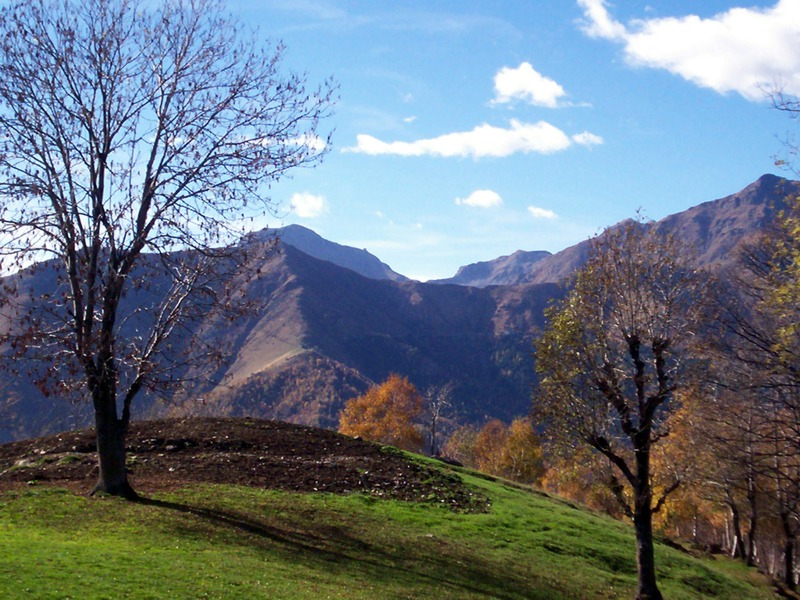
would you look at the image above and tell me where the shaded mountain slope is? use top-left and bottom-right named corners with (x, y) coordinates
top-left (176, 244), bottom-right (562, 429)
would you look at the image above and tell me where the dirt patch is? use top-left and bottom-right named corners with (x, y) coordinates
top-left (0, 417), bottom-right (489, 512)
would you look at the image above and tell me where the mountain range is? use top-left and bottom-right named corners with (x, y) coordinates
top-left (1, 173), bottom-right (797, 442)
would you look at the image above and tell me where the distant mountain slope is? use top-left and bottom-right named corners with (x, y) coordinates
top-left (432, 249), bottom-right (551, 287)
top-left (173, 244), bottom-right (560, 429)
top-left (0, 238), bottom-right (559, 441)
top-left (1, 174), bottom-right (798, 442)
top-left (260, 224), bottom-right (408, 282)
top-left (652, 173), bottom-right (798, 270)
top-left (439, 173), bottom-right (800, 287)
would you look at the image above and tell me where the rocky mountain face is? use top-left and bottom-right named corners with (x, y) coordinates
top-left (651, 173), bottom-right (798, 271)
top-left (0, 174), bottom-right (797, 442)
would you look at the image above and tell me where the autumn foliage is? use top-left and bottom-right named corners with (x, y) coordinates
top-left (444, 417), bottom-right (544, 485)
top-left (338, 374), bottom-right (424, 452)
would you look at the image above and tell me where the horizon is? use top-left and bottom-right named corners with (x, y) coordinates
top-left (233, 1), bottom-right (796, 280)
top-left (274, 170), bottom-right (784, 281)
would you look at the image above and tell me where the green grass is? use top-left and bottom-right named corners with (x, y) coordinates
top-left (0, 471), bottom-right (777, 599)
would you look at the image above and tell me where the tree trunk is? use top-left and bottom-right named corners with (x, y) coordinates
top-left (745, 472), bottom-right (758, 566)
top-left (746, 503), bottom-right (758, 567)
top-left (633, 504), bottom-right (663, 600)
top-left (430, 415), bottom-right (438, 457)
top-left (782, 513), bottom-right (796, 591)
top-left (633, 442), bottom-right (663, 600)
top-left (728, 503), bottom-right (746, 560)
top-left (91, 386), bottom-right (137, 500)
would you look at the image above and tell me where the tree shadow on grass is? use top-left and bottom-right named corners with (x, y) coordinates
top-left (136, 494), bottom-right (549, 600)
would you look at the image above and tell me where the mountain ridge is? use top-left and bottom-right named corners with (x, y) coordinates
top-left (432, 249), bottom-right (552, 287)
top-left (1, 173), bottom-right (798, 442)
top-left (434, 173), bottom-right (798, 287)
top-left (253, 224), bottom-right (408, 282)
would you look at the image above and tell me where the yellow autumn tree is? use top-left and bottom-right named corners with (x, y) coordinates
top-left (448, 417), bottom-right (545, 486)
top-left (501, 418), bottom-right (545, 485)
top-left (442, 424), bottom-right (479, 466)
top-left (338, 374), bottom-right (424, 452)
top-left (473, 419), bottom-right (508, 475)
top-left (541, 447), bottom-right (623, 516)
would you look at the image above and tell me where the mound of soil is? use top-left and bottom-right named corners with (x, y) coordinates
top-left (0, 417), bottom-right (489, 512)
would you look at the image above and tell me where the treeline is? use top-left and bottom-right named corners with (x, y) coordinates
top-left (338, 200), bottom-right (800, 599)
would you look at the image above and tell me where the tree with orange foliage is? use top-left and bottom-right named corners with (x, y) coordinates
top-left (650, 390), bottom-right (731, 552)
top-left (443, 424), bottom-right (479, 466)
top-left (541, 447), bottom-right (627, 517)
top-left (338, 374), bottom-right (424, 452)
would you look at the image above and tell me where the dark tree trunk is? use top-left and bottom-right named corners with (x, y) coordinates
top-left (91, 386), bottom-right (137, 500)
top-left (745, 471), bottom-right (758, 566)
top-left (633, 507), bottom-right (662, 600)
top-left (633, 441), bottom-right (663, 600)
top-left (746, 500), bottom-right (758, 567)
top-left (728, 502), bottom-right (746, 561)
top-left (784, 538), bottom-right (796, 590)
top-left (782, 513), bottom-right (796, 590)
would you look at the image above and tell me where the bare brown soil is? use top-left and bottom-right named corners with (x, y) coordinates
top-left (0, 417), bottom-right (488, 511)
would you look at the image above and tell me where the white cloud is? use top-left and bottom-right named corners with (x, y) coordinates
top-left (403, 115), bottom-right (418, 123)
top-left (455, 189), bottom-right (504, 208)
top-left (572, 131), bottom-right (604, 146)
top-left (577, 0), bottom-right (800, 100)
top-left (577, 0), bottom-right (627, 40)
top-left (528, 206), bottom-right (558, 219)
top-left (285, 133), bottom-right (328, 151)
top-left (342, 119), bottom-right (602, 158)
top-left (289, 192), bottom-right (329, 218)
top-left (492, 62), bottom-right (568, 108)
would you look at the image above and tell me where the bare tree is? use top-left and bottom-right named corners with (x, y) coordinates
top-left (423, 381), bottom-right (455, 457)
top-left (534, 219), bottom-right (707, 600)
top-left (0, 0), bottom-right (335, 498)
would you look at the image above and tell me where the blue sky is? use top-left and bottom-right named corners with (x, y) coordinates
top-left (233, 0), bottom-right (798, 281)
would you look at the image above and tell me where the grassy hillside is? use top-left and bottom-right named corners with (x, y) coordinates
top-left (0, 463), bottom-right (778, 599)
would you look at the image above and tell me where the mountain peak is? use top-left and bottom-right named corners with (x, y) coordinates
top-left (753, 172), bottom-right (785, 187)
top-left (250, 224), bottom-right (408, 282)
